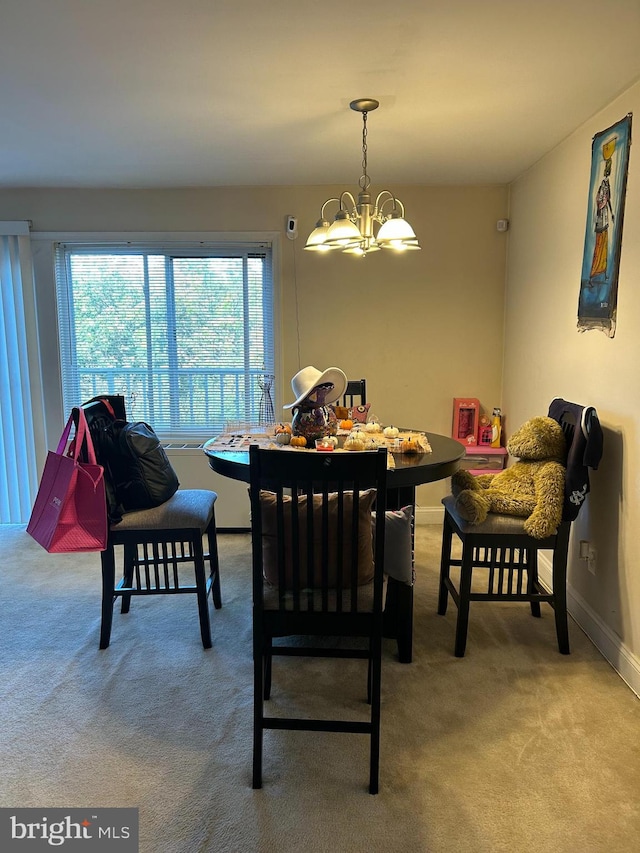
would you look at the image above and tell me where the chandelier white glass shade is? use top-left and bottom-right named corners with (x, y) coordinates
top-left (304, 99), bottom-right (420, 257)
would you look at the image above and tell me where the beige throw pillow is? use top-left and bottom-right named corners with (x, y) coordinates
top-left (259, 489), bottom-right (376, 588)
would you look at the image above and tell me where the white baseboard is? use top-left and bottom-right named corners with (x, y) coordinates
top-left (538, 553), bottom-right (640, 698)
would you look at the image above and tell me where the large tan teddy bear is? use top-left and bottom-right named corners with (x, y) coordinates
top-left (451, 416), bottom-right (567, 539)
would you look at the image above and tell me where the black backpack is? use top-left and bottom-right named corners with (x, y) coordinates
top-left (80, 397), bottom-right (179, 523)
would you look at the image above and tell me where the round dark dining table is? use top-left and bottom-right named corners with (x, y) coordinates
top-left (203, 430), bottom-right (464, 498)
top-left (203, 430), bottom-right (465, 663)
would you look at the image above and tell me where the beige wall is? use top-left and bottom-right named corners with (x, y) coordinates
top-left (504, 80), bottom-right (640, 671)
top-left (0, 183), bottom-right (508, 511)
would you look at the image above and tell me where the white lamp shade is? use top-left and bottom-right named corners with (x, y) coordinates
top-left (304, 223), bottom-right (332, 251)
top-left (325, 217), bottom-right (363, 247)
top-left (376, 216), bottom-right (419, 246)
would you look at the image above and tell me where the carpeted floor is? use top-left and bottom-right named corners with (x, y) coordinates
top-left (1, 523), bottom-right (639, 853)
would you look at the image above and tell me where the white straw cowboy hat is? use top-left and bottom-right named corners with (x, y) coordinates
top-left (284, 366), bottom-right (348, 409)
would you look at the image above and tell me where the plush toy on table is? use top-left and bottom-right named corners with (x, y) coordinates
top-left (451, 415), bottom-right (567, 539)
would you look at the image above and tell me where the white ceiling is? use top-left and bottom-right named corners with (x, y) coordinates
top-left (2, 0), bottom-right (640, 189)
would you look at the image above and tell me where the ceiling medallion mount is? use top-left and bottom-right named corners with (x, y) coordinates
top-left (304, 98), bottom-right (420, 257)
top-left (349, 98), bottom-right (379, 113)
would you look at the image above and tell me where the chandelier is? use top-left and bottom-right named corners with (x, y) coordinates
top-left (304, 98), bottom-right (420, 257)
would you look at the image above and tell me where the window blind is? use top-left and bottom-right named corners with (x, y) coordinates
top-left (0, 227), bottom-right (40, 522)
top-left (54, 241), bottom-right (275, 439)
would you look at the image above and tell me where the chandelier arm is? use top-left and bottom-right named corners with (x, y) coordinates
top-left (338, 191), bottom-right (358, 216)
top-left (377, 194), bottom-right (406, 219)
top-left (320, 197), bottom-right (341, 220)
top-left (374, 190), bottom-right (394, 208)
top-left (373, 190), bottom-right (395, 221)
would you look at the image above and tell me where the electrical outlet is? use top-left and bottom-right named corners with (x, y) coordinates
top-left (587, 546), bottom-right (597, 575)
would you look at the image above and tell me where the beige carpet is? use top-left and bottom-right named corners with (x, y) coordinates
top-left (1, 523), bottom-right (639, 853)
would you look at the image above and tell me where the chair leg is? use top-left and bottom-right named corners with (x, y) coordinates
top-left (206, 514), bottom-right (222, 610)
top-left (552, 528), bottom-right (571, 655)
top-left (120, 543), bottom-right (136, 614)
top-left (383, 578), bottom-right (413, 663)
top-left (253, 627), bottom-right (264, 789)
top-left (394, 582), bottom-right (413, 664)
top-left (438, 516), bottom-right (453, 615)
top-left (99, 545), bottom-right (116, 650)
top-left (454, 544), bottom-right (474, 657)
top-left (368, 634), bottom-right (382, 795)
top-left (527, 549), bottom-right (542, 618)
top-left (366, 635), bottom-right (380, 706)
top-left (553, 582), bottom-right (570, 654)
top-left (264, 636), bottom-right (273, 700)
top-left (192, 535), bottom-right (212, 650)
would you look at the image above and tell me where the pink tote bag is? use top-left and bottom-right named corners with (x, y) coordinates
top-left (27, 407), bottom-right (107, 552)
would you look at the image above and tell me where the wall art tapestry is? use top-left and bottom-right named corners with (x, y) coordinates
top-left (578, 113), bottom-right (632, 337)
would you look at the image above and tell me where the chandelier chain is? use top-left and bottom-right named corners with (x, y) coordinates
top-left (359, 111), bottom-right (370, 192)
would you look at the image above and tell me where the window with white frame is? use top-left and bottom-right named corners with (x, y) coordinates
top-left (54, 241), bottom-right (275, 439)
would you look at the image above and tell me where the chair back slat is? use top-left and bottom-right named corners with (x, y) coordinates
top-left (343, 378), bottom-right (367, 408)
top-left (249, 445), bottom-right (387, 616)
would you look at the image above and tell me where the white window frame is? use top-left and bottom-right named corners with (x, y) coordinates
top-left (31, 231), bottom-right (282, 446)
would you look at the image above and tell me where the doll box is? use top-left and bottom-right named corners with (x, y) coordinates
top-left (452, 397), bottom-right (481, 446)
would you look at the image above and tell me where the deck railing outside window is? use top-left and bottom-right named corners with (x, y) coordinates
top-left (78, 366), bottom-right (271, 435)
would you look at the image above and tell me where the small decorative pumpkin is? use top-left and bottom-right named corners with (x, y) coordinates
top-left (402, 437), bottom-right (419, 454)
top-left (344, 434), bottom-right (365, 452)
top-left (290, 435), bottom-right (307, 447)
top-left (365, 421), bottom-right (381, 432)
top-left (339, 418), bottom-right (353, 430)
top-left (383, 425), bottom-right (399, 438)
top-left (275, 431), bottom-right (291, 445)
top-left (275, 422), bottom-right (292, 435)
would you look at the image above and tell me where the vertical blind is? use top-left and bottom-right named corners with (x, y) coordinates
top-left (54, 241), bottom-right (275, 439)
top-left (0, 223), bottom-right (40, 523)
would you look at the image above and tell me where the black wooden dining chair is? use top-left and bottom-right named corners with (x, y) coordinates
top-left (438, 399), bottom-right (602, 657)
top-left (99, 490), bottom-right (222, 649)
top-left (78, 396), bottom-right (222, 649)
top-left (343, 378), bottom-right (367, 408)
top-left (249, 444), bottom-right (387, 794)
